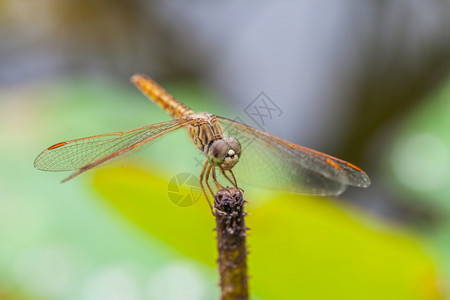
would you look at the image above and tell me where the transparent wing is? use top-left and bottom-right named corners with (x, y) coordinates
top-left (217, 117), bottom-right (370, 196)
top-left (34, 118), bottom-right (195, 181)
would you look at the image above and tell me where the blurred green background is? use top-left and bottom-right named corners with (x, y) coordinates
top-left (1, 1), bottom-right (450, 299)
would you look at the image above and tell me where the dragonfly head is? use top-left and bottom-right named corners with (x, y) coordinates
top-left (208, 137), bottom-right (241, 170)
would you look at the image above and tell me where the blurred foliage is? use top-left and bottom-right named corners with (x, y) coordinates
top-left (386, 76), bottom-right (450, 213)
top-left (385, 74), bottom-right (450, 290)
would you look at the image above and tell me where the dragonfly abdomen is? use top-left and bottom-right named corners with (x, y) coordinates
top-left (132, 74), bottom-right (194, 119)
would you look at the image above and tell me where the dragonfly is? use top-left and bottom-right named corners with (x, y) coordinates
top-left (34, 74), bottom-right (370, 211)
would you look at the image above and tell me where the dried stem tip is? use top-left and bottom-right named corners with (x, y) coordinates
top-left (214, 188), bottom-right (249, 300)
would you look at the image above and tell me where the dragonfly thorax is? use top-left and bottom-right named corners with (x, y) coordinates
top-left (207, 137), bottom-right (241, 170)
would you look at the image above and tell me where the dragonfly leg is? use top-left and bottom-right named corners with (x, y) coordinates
top-left (228, 169), bottom-right (244, 193)
top-left (205, 164), bottom-right (216, 196)
top-left (199, 160), bottom-right (214, 213)
top-left (220, 168), bottom-right (238, 188)
top-left (212, 167), bottom-right (224, 190)
top-left (221, 168), bottom-right (244, 193)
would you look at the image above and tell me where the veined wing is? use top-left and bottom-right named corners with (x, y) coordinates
top-left (217, 117), bottom-right (370, 196)
top-left (34, 118), bottom-right (195, 182)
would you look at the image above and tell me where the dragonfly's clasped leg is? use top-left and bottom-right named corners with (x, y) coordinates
top-left (219, 168), bottom-right (244, 194)
top-left (199, 160), bottom-right (214, 213)
top-left (229, 169), bottom-right (244, 193)
top-left (211, 167), bottom-right (224, 191)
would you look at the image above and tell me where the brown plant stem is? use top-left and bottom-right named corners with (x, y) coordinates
top-left (214, 188), bottom-right (249, 300)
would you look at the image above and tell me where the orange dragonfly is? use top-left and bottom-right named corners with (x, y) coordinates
top-left (35, 74), bottom-right (370, 210)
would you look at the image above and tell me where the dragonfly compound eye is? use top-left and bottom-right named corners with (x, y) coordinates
top-left (208, 140), bottom-right (229, 165)
top-left (223, 137), bottom-right (241, 157)
top-left (221, 137), bottom-right (241, 170)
